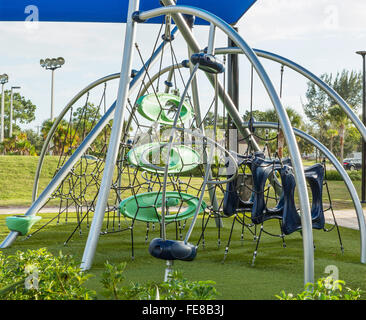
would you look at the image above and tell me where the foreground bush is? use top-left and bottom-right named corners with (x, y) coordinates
top-left (0, 249), bottom-right (218, 300)
top-left (276, 277), bottom-right (362, 300)
top-left (0, 248), bottom-right (95, 300)
top-left (101, 261), bottom-right (218, 300)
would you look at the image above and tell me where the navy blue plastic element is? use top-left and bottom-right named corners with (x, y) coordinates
top-left (304, 163), bottom-right (325, 230)
top-left (0, 1), bottom-right (257, 25)
top-left (148, 238), bottom-right (197, 261)
top-left (280, 165), bottom-right (302, 235)
top-left (277, 164), bottom-right (326, 235)
top-left (223, 152), bottom-right (253, 217)
top-left (223, 151), bottom-right (290, 217)
top-left (190, 53), bottom-right (225, 74)
top-left (250, 156), bottom-right (285, 224)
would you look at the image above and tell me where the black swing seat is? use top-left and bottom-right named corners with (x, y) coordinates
top-left (304, 163), bottom-right (325, 230)
top-left (280, 163), bottom-right (326, 234)
top-left (148, 238), bottom-right (197, 261)
top-left (222, 151), bottom-right (253, 217)
top-left (222, 150), bottom-right (326, 235)
top-left (250, 155), bottom-right (292, 225)
top-left (223, 151), bottom-right (291, 217)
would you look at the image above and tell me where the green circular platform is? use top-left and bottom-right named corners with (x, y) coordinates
top-left (136, 93), bottom-right (193, 125)
top-left (127, 142), bottom-right (200, 174)
top-left (119, 191), bottom-right (206, 223)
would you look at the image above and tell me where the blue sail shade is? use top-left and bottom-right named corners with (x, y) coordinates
top-left (0, 0), bottom-right (256, 25)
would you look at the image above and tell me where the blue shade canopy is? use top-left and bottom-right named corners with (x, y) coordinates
top-left (0, 0), bottom-right (256, 25)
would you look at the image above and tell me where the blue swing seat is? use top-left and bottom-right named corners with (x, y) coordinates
top-left (280, 163), bottom-right (326, 235)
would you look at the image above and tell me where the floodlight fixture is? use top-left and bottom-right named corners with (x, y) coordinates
top-left (0, 74), bottom-right (9, 84)
top-left (57, 57), bottom-right (65, 66)
top-left (40, 57), bottom-right (66, 120)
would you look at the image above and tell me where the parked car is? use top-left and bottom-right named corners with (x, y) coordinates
top-left (343, 158), bottom-right (362, 171)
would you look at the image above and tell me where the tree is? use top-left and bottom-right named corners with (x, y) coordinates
top-left (304, 70), bottom-right (362, 164)
top-left (41, 119), bottom-right (80, 156)
top-left (243, 107), bottom-right (303, 156)
top-left (0, 90), bottom-right (36, 138)
top-left (24, 128), bottom-right (44, 155)
top-left (0, 132), bottom-right (37, 155)
top-left (326, 127), bottom-right (338, 154)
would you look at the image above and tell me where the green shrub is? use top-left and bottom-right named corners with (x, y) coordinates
top-left (326, 170), bottom-right (362, 181)
top-left (0, 248), bottom-right (95, 300)
top-left (276, 277), bottom-right (362, 300)
top-left (101, 261), bottom-right (218, 300)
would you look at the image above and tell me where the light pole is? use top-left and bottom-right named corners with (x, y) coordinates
top-left (356, 50), bottom-right (366, 203)
top-left (0, 73), bottom-right (9, 143)
top-left (10, 86), bottom-right (21, 138)
top-left (40, 57), bottom-right (65, 121)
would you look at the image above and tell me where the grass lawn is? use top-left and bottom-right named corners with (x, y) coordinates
top-left (0, 155), bottom-right (365, 211)
top-left (0, 212), bottom-right (365, 300)
top-left (1, 155), bottom-right (366, 300)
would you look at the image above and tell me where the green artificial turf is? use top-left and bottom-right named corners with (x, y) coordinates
top-left (0, 212), bottom-right (365, 300)
top-left (1, 155), bottom-right (366, 300)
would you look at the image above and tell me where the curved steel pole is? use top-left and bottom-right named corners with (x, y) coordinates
top-left (246, 121), bottom-right (366, 264)
top-left (138, 3), bottom-right (314, 286)
top-left (4, 63), bottom-right (183, 250)
top-left (0, 102), bottom-right (116, 249)
top-left (32, 72), bottom-right (119, 201)
top-left (213, 47), bottom-right (366, 142)
top-left (80, 0), bottom-right (140, 271)
top-left (32, 26), bottom-right (179, 201)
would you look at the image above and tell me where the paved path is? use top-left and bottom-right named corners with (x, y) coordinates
top-left (0, 206), bottom-right (364, 230)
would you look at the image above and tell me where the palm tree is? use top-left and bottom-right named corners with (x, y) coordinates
top-left (326, 127), bottom-right (339, 154)
top-left (328, 105), bottom-right (350, 164)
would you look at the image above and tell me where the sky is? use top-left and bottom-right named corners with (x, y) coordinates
top-left (1, 0), bottom-right (366, 132)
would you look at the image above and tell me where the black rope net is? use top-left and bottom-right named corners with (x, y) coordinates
top-left (28, 17), bottom-right (234, 250)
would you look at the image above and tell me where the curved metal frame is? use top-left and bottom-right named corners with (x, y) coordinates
top-left (1, 16), bottom-right (179, 249)
top-left (245, 121), bottom-right (366, 264)
top-left (6, 3), bottom-right (343, 286)
top-left (32, 72), bottom-right (119, 201)
top-left (213, 46), bottom-right (366, 142)
top-left (32, 25), bottom-right (179, 201)
top-left (136, 3), bottom-right (314, 285)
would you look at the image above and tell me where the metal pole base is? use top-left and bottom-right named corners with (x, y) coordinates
top-left (164, 260), bottom-right (174, 282)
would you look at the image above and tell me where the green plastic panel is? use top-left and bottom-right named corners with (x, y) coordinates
top-left (136, 93), bottom-right (193, 125)
top-left (127, 142), bottom-right (200, 174)
top-left (119, 191), bottom-right (206, 223)
top-left (6, 215), bottom-right (42, 236)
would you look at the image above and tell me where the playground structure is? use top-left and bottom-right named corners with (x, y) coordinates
top-left (1, 0), bottom-right (366, 287)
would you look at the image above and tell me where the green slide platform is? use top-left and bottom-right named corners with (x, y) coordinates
top-left (127, 142), bottom-right (200, 174)
top-left (6, 215), bottom-right (42, 236)
top-left (119, 191), bottom-right (206, 223)
top-left (136, 93), bottom-right (193, 125)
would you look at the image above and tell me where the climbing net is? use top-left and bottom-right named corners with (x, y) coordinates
top-left (27, 16), bottom-right (236, 255)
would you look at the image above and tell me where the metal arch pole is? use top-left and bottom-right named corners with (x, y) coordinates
top-left (214, 47), bottom-right (366, 143)
top-left (255, 49), bottom-right (366, 142)
top-left (160, 1), bottom-right (261, 152)
top-left (187, 46), bottom-right (222, 226)
top-left (227, 26), bottom-right (240, 153)
top-left (80, 0), bottom-right (140, 271)
top-left (0, 102), bottom-right (117, 249)
top-left (32, 72), bottom-right (119, 201)
top-left (139, 4), bottom-right (314, 285)
top-left (32, 27), bottom-right (179, 202)
top-left (246, 121), bottom-right (366, 264)
top-left (2, 43), bottom-right (181, 250)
